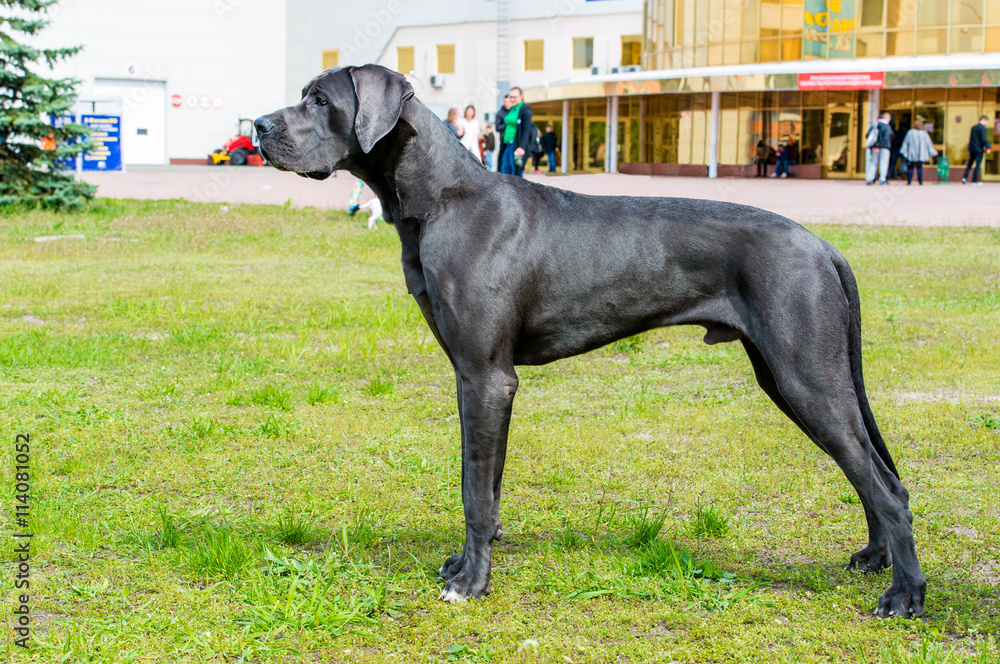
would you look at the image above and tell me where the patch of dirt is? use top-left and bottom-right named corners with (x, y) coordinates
top-left (973, 560), bottom-right (999, 586)
top-left (629, 620), bottom-right (678, 639)
top-left (945, 525), bottom-right (981, 541)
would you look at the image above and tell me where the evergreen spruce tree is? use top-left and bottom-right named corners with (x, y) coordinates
top-left (1, 0), bottom-right (95, 209)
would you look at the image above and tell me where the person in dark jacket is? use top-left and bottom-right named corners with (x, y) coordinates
top-left (498, 87), bottom-right (533, 177)
top-left (888, 121), bottom-right (908, 180)
top-left (541, 124), bottom-right (559, 172)
top-left (866, 112), bottom-right (894, 185)
top-left (962, 115), bottom-right (993, 186)
top-left (494, 95), bottom-right (511, 171)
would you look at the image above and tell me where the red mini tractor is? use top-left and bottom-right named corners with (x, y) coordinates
top-left (208, 118), bottom-right (263, 166)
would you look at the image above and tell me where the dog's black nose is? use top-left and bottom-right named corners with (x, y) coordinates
top-left (254, 116), bottom-right (276, 136)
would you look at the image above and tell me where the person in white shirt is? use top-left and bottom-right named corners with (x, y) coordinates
top-left (457, 105), bottom-right (482, 163)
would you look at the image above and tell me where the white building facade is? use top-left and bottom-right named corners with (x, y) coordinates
top-left (31, 0), bottom-right (640, 165)
top-left (33, 0), bottom-right (287, 165)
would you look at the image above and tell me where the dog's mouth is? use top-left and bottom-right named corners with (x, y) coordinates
top-left (298, 170), bottom-right (332, 180)
top-left (258, 138), bottom-right (332, 180)
top-left (258, 145), bottom-right (288, 172)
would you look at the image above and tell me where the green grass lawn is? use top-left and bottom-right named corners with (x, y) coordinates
top-left (1, 200), bottom-right (998, 663)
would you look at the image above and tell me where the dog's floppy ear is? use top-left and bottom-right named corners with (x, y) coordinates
top-left (350, 64), bottom-right (415, 154)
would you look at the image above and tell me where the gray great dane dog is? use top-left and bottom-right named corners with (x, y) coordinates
top-left (254, 64), bottom-right (926, 617)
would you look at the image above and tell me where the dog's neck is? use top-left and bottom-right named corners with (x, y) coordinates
top-left (348, 98), bottom-right (489, 299)
top-left (351, 99), bottom-right (487, 227)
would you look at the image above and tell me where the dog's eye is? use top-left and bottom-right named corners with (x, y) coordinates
top-left (316, 98), bottom-right (328, 107)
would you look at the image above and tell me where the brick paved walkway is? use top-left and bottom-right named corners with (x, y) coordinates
top-left (80, 166), bottom-right (998, 227)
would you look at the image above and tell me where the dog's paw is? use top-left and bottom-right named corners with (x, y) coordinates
top-left (438, 554), bottom-right (464, 580)
top-left (438, 587), bottom-right (468, 603)
top-left (875, 581), bottom-right (926, 618)
top-left (438, 570), bottom-right (491, 603)
top-left (846, 544), bottom-right (892, 574)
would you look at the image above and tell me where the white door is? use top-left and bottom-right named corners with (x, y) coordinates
top-left (91, 79), bottom-right (167, 165)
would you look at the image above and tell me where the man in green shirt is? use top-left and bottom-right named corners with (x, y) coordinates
top-left (497, 87), bottom-right (533, 177)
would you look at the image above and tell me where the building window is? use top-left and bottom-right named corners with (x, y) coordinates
top-left (621, 34), bottom-right (641, 66)
top-left (573, 37), bottom-right (594, 68)
top-left (437, 44), bottom-right (455, 74)
top-left (524, 39), bottom-right (544, 71)
top-left (322, 50), bottom-right (339, 70)
top-left (397, 46), bottom-right (414, 74)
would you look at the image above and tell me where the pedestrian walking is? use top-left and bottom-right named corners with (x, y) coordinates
top-left (542, 124), bottom-right (558, 173)
top-left (754, 140), bottom-right (770, 177)
top-left (888, 121), bottom-right (908, 180)
top-left (530, 124), bottom-right (544, 173)
top-left (457, 105), bottom-right (482, 163)
top-left (961, 115), bottom-right (993, 186)
top-left (865, 112), bottom-right (894, 185)
top-left (480, 123), bottom-right (496, 171)
top-left (498, 87), bottom-right (533, 177)
top-left (898, 120), bottom-right (937, 186)
top-left (445, 107), bottom-right (462, 140)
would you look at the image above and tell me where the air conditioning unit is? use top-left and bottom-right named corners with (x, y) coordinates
top-left (626, 65), bottom-right (643, 73)
top-left (590, 66), bottom-right (603, 76)
top-left (429, 75), bottom-right (445, 88)
top-left (609, 66), bottom-right (622, 75)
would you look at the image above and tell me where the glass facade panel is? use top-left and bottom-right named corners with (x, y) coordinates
top-left (951, 27), bottom-right (984, 51)
top-left (743, 0), bottom-right (760, 36)
top-left (856, 31), bottom-right (885, 56)
top-left (760, 38), bottom-right (781, 61)
top-left (918, 0), bottom-right (948, 26)
top-left (887, 0), bottom-right (916, 27)
top-left (782, 37), bottom-right (803, 59)
top-left (723, 41), bottom-right (741, 64)
top-left (719, 108), bottom-right (739, 163)
top-left (646, 0), bottom-right (996, 63)
top-left (987, 26), bottom-right (1000, 51)
top-left (724, 0), bottom-right (742, 41)
top-left (887, 29), bottom-right (915, 54)
top-left (988, 0), bottom-right (1000, 22)
top-left (951, 0), bottom-right (984, 25)
top-left (916, 28), bottom-right (946, 54)
top-left (801, 108), bottom-right (824, 164)
top-left (610, 1), bottom-right (1000, 179)
top-left (860, 0), bottom-right (884, 27)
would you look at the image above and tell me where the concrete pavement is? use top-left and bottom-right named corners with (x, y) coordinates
top-left (80, 166), bottom-right (998, 227)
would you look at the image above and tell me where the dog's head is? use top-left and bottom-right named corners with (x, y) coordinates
top-left (254, 64), bottom-right (414, 180)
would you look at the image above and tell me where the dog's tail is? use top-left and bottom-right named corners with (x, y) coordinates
top-left (829, 247), bottom-right (900, 479)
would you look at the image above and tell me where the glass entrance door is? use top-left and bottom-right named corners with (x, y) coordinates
top-left (824, 106), bottom-right (854, 178)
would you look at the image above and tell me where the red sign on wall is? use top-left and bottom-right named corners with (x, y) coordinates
top-left (170, 94), bottom-right (183, 108)
top-left (797, 72), bottom-right (885, 91)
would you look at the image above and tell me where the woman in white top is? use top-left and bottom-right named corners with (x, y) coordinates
top-left (457, 105), bottom-right (482, 163)
top-left (898, 120), bottom-right (938, 186)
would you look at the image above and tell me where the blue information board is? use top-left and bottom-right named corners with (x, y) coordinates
top-left (81, 115), bottom-right (122, 171)
top-left (48, 115), bottom-right (77, 171)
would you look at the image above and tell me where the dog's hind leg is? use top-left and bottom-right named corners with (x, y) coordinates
top-left (749, 328), bottom-right (924, 617)
top-left (741, 338), bottom-right (891, 574)
top-left (438, 363), bottom-right (518, 601)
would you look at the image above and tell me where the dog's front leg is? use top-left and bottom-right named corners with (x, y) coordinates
top-left (439, 365), bottom-right (518, 602)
